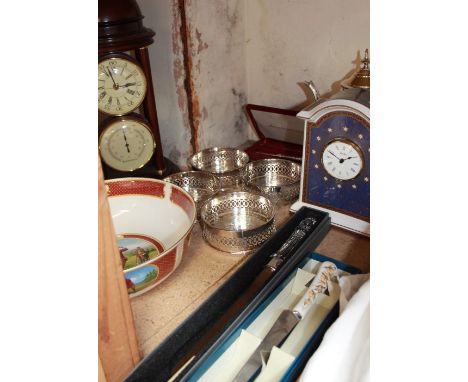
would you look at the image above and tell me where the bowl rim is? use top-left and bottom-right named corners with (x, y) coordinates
top-left (188, 147), bottom-right (250, 174)
top-left (243, 158), bottom-right (302, 184)
top-left (244, 157), bottom-right (301, 171)
top-left (105, 177), bottom-right (196, 273)
top-left (200, 190), bottom-right (276, 233)
top-left (163, 170), bottom-right (221, 189)
top-left (244, 157), bottom-right (301, 166)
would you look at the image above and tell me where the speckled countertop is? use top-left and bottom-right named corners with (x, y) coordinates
top-left (130, 202), bottom-right (370, 357)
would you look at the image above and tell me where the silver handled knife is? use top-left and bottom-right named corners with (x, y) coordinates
top-left (232, 261), bottom-right (338, 382)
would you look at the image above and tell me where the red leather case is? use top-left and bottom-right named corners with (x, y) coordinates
top-left (244, 104), bottom-right (303, 162)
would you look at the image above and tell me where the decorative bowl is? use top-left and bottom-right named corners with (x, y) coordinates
top-left (106, 178), bottom-right (196, 297)
top-left (242, 158), bottom-right (301, 202)
top-left (188, 147), bottom-right (249, 188)
top-left (200, 191), bottom-right (276, 254)
top-left (163, 171), bottom-right (220, 217)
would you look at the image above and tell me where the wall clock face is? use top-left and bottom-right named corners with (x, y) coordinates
top-left (99, 116), bottom-right (155, 172)
top-left (321, 138), bottom-right (364, 180)
top-left (98, 54), bottom-right (147, 116)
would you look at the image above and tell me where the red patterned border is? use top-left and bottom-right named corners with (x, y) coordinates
top-left (171, 186), bottom-right (196, 220)
top-left (153, 248), bottom-right (177, 280)
top-left (106, 178), bottom-right (165, 198)
top-left (183, 232), bottom-right (192, 253)
top-left (121, 233), bottom-right (165, 252)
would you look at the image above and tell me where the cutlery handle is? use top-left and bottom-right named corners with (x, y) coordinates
top-left (266, 217), bottom-right (317, 271)
top-left (292, 261), bottom-right (337, 319)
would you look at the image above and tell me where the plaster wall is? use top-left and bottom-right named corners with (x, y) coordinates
top-left (183, 0), bottom-right (252, 152)
top-left (138, 0), bottom-right (369, 168)
top-left (138, 0), bottom-right (192, 168)
top-left (244, 0), bottom-right (370, 109)
top-left (139, 0), bottom-right (252, 168)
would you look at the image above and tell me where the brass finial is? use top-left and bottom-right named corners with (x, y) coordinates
top-left (350, 49), bottom-right (370, 89)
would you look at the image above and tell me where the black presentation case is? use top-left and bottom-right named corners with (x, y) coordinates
top-left (124, 206), bottom-right (332, 382)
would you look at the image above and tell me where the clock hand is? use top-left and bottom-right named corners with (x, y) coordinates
top-left (328, 150), bottom-right (351, 164)
top-left (120, 82), bottom-right (136, 88)
top-left (107, 67), bottom-right (119, 90)
top-left (327, 150), bottom-right (358, 163)
top-left (328, 150), bottom-right (342, 161)
top-left (123, 131), bottom-right (130, 153)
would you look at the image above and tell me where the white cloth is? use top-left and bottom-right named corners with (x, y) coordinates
top-left (299, 275), bottom-right (370, 382)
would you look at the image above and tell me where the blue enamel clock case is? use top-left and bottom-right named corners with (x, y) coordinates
top-left (291, 88), bottom-right (370, 236)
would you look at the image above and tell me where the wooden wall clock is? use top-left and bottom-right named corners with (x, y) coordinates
top-left (98, 0), bottom-right (176, 179)
top-left (291, 88), bottom-right (370, 236)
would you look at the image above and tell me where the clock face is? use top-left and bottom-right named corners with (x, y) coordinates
top-left (99, 117), bottom-right (155, 172)
top-left (321, 138), bottom-right (364, 180)
top-left (98, 55), bottom-right (147, 116)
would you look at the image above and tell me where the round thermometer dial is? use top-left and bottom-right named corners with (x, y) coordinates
top-left (321, 138), bottom-right (364, 180)
top-left (98, 54), bottom-right (147, 116)
top-left (99, 117), bottom-right (155, 172)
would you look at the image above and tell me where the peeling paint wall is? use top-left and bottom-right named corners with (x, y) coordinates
top-left (244, 0), bottom-right (370, 109)
top-left (138, 0), bottom-right (192, 168)
top-left (138, 0), bottom-right (253, 167)
top-left (184, 0), bottom-right (252, 150)
top-left (137, 0), bottom-right (369, 168)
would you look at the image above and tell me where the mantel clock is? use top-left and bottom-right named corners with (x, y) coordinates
top-left (98, 0), bottom-right (171, 179)
top-left (291, 88), bottom-right (370, 235)
top-left (291, 51), bottom-right (370, 236)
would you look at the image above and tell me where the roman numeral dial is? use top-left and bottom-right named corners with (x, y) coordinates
top-left (321, 138), bottom-right (364, 180)
top-left (98, 54), bottom-right (147, 116)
